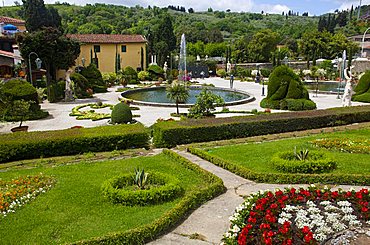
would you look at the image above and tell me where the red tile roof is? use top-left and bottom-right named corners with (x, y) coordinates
top-left (0, 16), bottom-right (25, 24)
top-left (0, 50), bottom-right (22, 59)
top-left (67, 34), bottom-right (147, 44)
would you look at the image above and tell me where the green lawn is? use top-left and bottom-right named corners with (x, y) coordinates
top-left (0, 153), bottom-right (207, 244)
top-left (203, 128), bottom-right (370, 175)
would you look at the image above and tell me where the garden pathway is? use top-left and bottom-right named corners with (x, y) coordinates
top-left (149, 150), bottom-right (369, 245)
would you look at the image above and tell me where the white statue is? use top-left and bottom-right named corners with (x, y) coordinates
top-left (163, 62), bottom-right (168, 73)
top-left (227, 62), bottom-right (231, 73)
top-left (65, 69), bottom-right (74, 101)
top-left (342, 65), bottom-right (354, 107)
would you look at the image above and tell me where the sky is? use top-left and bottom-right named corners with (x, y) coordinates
top-left (3, 0), bottom-right (370, 16)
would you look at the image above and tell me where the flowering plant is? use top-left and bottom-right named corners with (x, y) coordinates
top-left (0, 174), bottom-right (55, 217)
top-left (312, 138), bottom-right (370, 154)
top-left (223, 185), bottom-right (369, 244)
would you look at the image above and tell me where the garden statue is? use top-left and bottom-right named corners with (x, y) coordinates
top-left (163, 62), bottom-right (168, 79)
top-left (342, 65), bottom-right (354, 107)
top-left (227, 62), bottom-right (231, 74)
top-left (65, 69), bottom-right (74, 102)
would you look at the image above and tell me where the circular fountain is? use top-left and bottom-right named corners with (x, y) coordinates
top-left (122, 33), bottom-right (255, 107)
top-left (121, 86), bottom-right (255, 107)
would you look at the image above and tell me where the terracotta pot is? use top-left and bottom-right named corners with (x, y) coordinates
top-left (11, 126), bottom-right (29, 133)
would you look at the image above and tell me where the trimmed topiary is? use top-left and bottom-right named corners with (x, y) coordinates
top-left (111, 102), bottom-right (133, 124)
top-left (71, 73), bottom-right (92, 98)
top-left (261, 65), bottom-right (315, 110)
top-left (271, 150), bottom-right (337, 174)
top-left (101, 171), bottom-right (184, 206)
top-left (0, 79), bottom-right (48, 120)
top-left (80, 63), bottom-right (107, 93)
top-left (353, 70), bottom-right (370, 102)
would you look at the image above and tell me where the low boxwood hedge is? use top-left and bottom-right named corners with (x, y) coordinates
top-left (152, 106), bottom-right (370, 148)
top-left (73, 149), bottom-right (225, 244)
top-left (271, 151), bottom-right (337, 174)
top-left (188, 147), bottom-right (370, 185)
top-left (0, 124), bottom-right (149, 163)
top-left (101, 172), bottom-right (184, 206)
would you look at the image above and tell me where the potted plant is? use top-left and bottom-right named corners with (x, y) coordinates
top-left (8, 100), bottom-right (32, 132)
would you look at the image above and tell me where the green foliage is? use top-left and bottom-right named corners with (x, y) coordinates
top-left (1, 78), bottom-right (39, 103)
top-left (152, 105), bottom-right (370, 148)
top-left (148, 64), bottom-right (164, 74)
top-left (121, 66), bottom-right (138, 84)
top-left (101, 171), bottom-right (183, 206)
top-left (166, 83), bottom-right (190, 115)
top-left (48, 80), bottom-right (65, 102)
top-left (294, 147), bottom-right (310, 161)
top-left (70, 73), bottom-right (92, 98)
top-left (0, 124), bottom-right (149, 163)
top-left (188, 88), bottom-right (224, 118)
top-left (271, 151), bottom-right (337, 174)
top-left (17, 27), bottom-right (80, 100)
top-left (0, 79), bottom-right (48, 120)
top-left (0, 150), bottom-right (224, 244)
top-left (248, 29), bottom-right (279, 62)
top-left (22, 0), bottom-right (61, 32)
top-left (262, 66), bottom-right (315, 110)
top-left (80, 63), bottom-right (107, 93)
top-left (189, 147), bottom-right (369, 185)
top-left (216, 69), bottom-right (226, 78)
top-left (6, 100), bottom-right (31, 127)
top-left (133, 168), bottom-right (149, 190)
top-left (353, 71), bottom-right (370, 102)
top-left (138, 71), bottom-right (150, 81)
top-left (69, 103), bottom-right (113, 121)
top-left (102, 72), bottom-right (118, 86)
top-left (111, 102), bottom-right (133, 124)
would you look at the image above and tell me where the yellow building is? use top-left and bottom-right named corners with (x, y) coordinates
top-left (67, 34), bottom-right (147, 73)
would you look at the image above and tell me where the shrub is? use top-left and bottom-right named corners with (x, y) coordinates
top-left (261, 65), bottom-right (315, 110)
top-left (271, 151), bottom-right (337, 174)
top-left (354, 70), bottom-right (370, 95)
top-left (152, 105), bottom-right (370, 148)
top-left (102, 72), bottom-right (118, 87)
top-left (101, 171), bottom-right (184, 206)
top-left (111, 102), bottom-right (133, 124)
top-left (0, 124), bottom-right (149, 163)
top-left (49, 80), bottom-right (65, 102)
top-left (188, 88), bottom-right (224, 118)
top-left (5, 100), bottom-right (31, 127)
top-left (216, 69), bottom-right (226, 78)
top-left (148, 65), bottom-right (164, 81)
top-left (70, 73), bottom-right (92, 98)
top-left (122, 66), bottom-right (138, 84)
top-left (80, 63), bottom-right (107, 93)
top-left (138, 71), bottom-right (150, 81)
top-left (0, 79), bottom-right (48, 120)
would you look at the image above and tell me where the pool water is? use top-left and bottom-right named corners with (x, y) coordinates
top-left (122, 86), bottom-right (251, 104)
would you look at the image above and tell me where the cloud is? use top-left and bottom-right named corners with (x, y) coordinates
top-left (335, 0), bottom-right (370, 11)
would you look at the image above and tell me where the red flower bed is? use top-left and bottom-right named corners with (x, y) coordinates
top-left (223, 186), bottom-right (370, 245)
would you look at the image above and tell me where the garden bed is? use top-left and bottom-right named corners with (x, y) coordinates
top-left (188, 128), bottom-right (370, 185)
top-left (0, 150), bottom-right (224, 244)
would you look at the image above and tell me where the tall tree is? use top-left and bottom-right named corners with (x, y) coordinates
top-left (247, 29), bottom-right (279, 62)
top-left (22, 0), bottom-right (61, 32)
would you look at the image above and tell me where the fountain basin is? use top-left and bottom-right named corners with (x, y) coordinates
top-left (121, 86), bottom-right (255, 108)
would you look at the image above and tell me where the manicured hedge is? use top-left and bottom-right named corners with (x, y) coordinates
top-left (271, 151), bottom-right (337, 174)
top-left (152, 106), bottom-right (370, 148)
top-left (73, 149), bottom-right (225, 244)
top-left (0, 124), bottom-right (149, 163)
top-left (101, 172), bottom-right (184, 206)
top-left (188, 147), bottom-right (370, 185)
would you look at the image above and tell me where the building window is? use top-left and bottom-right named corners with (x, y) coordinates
top-left (94, 45), bottom-right (100, 53)
top-left (121, 45), bottom-right (127, 52)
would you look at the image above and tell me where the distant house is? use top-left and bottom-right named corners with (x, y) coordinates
top-left (67, 34), bottom-right (147, 73)
top-left (349, 34), bottom-right (370, 57)
top-left (0, 49), bottom-right (22, 77)
top-left (0, 16), bottom-right (25, 53)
